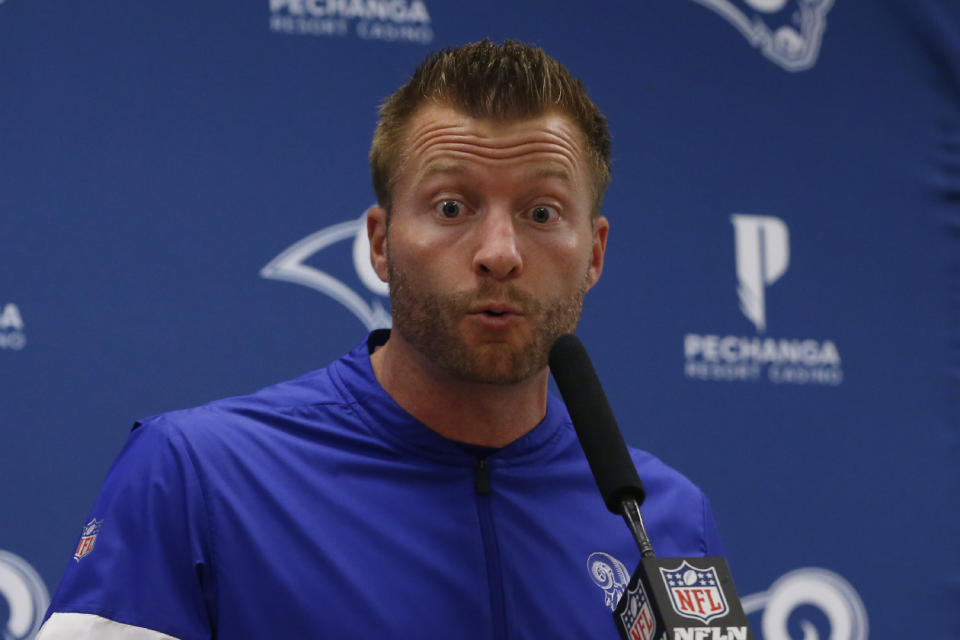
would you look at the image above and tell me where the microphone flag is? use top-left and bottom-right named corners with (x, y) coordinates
top-left (615, 556), bottom-right (751, 640)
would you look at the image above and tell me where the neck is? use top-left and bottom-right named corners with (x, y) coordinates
top-left (370, 332), bottom-right (549, 448)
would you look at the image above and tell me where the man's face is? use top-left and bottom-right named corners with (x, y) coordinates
top-left (369, 104), bottom-right (608, 385)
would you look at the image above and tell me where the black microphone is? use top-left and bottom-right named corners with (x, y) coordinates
top-left (549, 334), bottom-right (753, 640)
top-left (548, 334), bottom-right (655, 557)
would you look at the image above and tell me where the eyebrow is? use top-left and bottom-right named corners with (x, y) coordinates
top-left (420, 161), bottom-right (574, 184)
top-left (525, 165), bottom-right (574, 184)
top-left (419, 160), bottom-right (466, 178)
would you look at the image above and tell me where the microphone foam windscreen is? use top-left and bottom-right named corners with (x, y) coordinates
top-left (549, 334), bottom-right (646, 514)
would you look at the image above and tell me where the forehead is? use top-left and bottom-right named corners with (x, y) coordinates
top-left (398, 104), bottom-right (590, 185)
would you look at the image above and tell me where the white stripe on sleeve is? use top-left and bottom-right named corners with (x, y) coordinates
top-left (36, 612), bottom-right (183, 640)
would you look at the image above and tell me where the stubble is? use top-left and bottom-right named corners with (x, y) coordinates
top-left (387, 262), bottom-right (587, 385)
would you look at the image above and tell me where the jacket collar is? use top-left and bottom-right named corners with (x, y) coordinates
top-left (330, 331), bottom-right (574, 465)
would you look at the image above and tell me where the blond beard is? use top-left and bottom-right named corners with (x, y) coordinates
top-left (387, 261), bottom-right (587, 385)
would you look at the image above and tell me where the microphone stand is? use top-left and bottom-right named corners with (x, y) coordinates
top-left (620, 497), bottom-right (655, 559)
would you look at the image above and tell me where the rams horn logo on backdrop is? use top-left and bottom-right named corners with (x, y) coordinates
top-left (0, 550), bottom-right (50, 640)
top-left (689, 0), bottom-right (835, 71)
top-left (261, 208), bottom-right (391, 331)
top-left (742, 567), bottom-right (868, 640)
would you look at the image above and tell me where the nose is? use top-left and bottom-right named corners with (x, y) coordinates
top-left (472, 210), bottom-right (523, 280)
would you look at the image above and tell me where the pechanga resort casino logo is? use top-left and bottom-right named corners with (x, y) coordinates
top-left (268, 0), bottom-right (433, 44)
top-left (689, 0), bottom-right (835, 72)
top-left (262, 207), bottom-right (392, 331)
top-left (684, 214), bottom-right (843, 386)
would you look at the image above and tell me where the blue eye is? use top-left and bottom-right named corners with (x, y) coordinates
top-left (438, 200), bottom-right (462, 218)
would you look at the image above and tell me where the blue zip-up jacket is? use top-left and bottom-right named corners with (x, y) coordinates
top-left (39, 332), bottom-right (725, 639)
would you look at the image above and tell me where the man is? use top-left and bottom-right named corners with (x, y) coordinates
top-left (38, 40), bottom-right (724, 639)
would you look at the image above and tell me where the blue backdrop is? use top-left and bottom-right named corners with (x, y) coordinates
top-left (2, 1), bottom-right (958, 638)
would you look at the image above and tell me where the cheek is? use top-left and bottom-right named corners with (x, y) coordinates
top-left (387, 230), bottom-right (460, 289)
top-left (390, 213), bottom-right (478, 263)
top-left (388, 217), bottom-right (435, 260)
top-left (389, 204), bottom-right (448, 248)
top-left (538, 236), bottom-right (594, 281)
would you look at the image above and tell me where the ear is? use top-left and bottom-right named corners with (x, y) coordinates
top-left (367, 206), bottom-right (389, 283)
top-left (585, 215), bottom-right (609, 292)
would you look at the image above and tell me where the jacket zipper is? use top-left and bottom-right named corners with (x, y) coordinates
top-left (475, 458), bottom-right (491, 495)
top-left (474, 458), bottom-right (507, 640)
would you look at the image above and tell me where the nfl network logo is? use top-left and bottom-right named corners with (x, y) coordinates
top-left (660, 561), bottom-right (729, 624)
top-left (618, 579), bottom-right (657, 640)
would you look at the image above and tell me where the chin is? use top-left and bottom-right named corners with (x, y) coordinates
top-left (452, 343), bottom-right (547, 386)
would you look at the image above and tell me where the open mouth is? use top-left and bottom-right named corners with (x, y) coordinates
top-left (468, 302), bottom-right (523, 327)
top-left (468, 305), bottom-right (522, 327)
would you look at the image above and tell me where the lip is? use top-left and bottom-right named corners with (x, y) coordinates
top-left (468, 302), bottom-right (523, 316)
top-left (466, 303), bottom-right (524, 329)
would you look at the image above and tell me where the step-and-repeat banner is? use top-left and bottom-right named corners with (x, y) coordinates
top-left (2, 1), bottom-right (958, 637)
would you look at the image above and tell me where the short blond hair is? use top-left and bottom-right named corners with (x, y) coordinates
top-left (370, 39), bottom-right (611, 215)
